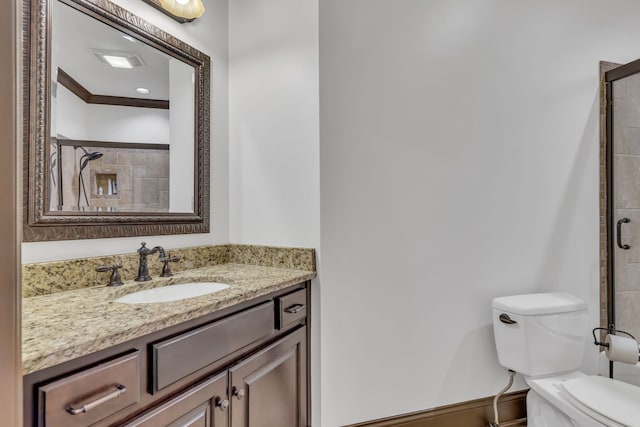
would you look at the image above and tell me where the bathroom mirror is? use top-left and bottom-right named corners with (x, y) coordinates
top-left (23, 0), bottom-right (210, 241)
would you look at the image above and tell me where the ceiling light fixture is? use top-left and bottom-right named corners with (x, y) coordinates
top-left (159, 0), bottom-right (205, 20)
top-left (103, 55), bottom-right (133, 69)
top-left (91, 49), bottom-right (145, 69)
top-left (136, 87), bottom-right (150, 94)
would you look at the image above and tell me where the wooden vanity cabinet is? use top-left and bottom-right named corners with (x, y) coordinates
top-left (229, 327), bottom-right (307, 427)
top-left (23, 282), bottom-right (311, 427)
top-left (125, 327), bottom-right (306, 427)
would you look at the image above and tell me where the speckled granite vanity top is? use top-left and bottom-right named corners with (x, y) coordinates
top-left (22, 245), bottom-right (316, 375)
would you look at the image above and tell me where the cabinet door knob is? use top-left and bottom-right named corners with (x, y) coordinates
top-left (232, 387), bottom-right (245, 400)
top-left (215, 397), bottom-right (230, 411)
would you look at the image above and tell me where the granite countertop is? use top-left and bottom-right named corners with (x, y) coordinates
top-left (22, 263), bottom-right (316, 375)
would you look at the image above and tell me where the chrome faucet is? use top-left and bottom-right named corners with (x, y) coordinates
top-left (134, 242), bottom-right (167, 282)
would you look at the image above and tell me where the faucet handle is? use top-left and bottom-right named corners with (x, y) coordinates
top-left (159, 256), bottom-right (180, 277)
top-left (137, 242), bottom-right (147, 252)
top-left (96, 264), bottom-right (124, 286)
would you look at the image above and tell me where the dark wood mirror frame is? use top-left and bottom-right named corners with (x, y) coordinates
top-left (23, 0), bottom-right (211, 241)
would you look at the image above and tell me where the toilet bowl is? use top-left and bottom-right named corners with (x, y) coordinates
top-left (492, 293), bottom-right (640, 427)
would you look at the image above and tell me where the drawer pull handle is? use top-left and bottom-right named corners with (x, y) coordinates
top-left (284, 304), bottom-right (305, 314)
top-left (66, 384), bottom-right (126, 415)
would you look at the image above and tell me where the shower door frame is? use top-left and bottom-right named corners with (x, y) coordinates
top-left (604, 58), bottom-right (640, 341)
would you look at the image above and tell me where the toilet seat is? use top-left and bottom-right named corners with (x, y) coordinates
top-left (525, 373), bottom-right (617, 427)
top-left (561, 375), bottom-right (640, 427)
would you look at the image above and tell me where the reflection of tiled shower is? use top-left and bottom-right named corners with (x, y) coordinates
top-left (50, 143), bottom-right (170, 212)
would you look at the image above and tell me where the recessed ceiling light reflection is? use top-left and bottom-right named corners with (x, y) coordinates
top-left (122, 34), bottom-right (137, 43)
top-left (91, 49), bottom-right (145, 69)
top-left (102, 55), bottom-right (134, 69)
top-left (136, 87), bottom-right (150, 94)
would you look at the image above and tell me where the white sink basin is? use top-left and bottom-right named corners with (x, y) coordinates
top-left (114, 282), bottom-right (230, 304)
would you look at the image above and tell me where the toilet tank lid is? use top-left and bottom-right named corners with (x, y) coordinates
top-left (492, 292), bottom-right (587, 315)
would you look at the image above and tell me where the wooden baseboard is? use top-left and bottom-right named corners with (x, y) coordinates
top-left (343, 390), bottom-right (527, 427)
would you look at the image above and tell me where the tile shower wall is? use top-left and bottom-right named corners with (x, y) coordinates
top-left (614, 74), bottom-right (640, 339)
top-left (57, 145), bottom-right (170, 212)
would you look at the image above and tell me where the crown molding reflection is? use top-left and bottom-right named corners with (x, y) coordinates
top-left (57, 68), bottom-right (170, 109)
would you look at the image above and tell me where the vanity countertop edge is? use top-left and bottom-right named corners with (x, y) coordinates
top-left (22, 263), bottom-right (316, 375)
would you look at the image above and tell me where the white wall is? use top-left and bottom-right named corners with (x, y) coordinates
top-left (84, 103), bottom-right (170, 144)
top-left (228, 2), bottom-right (320, 426)
top-left (57, 86), bottom-right (170, 142)
top-left (228, 0), bottom-right (319, 248)
top-left (319, 0), bottom-right (640, 425)
top-left (55, 85), bottom-right (88, 139)
top-left (58, 89), bottom-right (171, 143)
top-left (169, 58), bottom-right (195, 212)
top-left (24, 1), bottom-right (640, 426)
top-left (22, 0), bottom-right (229, 263)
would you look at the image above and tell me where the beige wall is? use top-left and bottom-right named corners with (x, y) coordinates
top-left (0, 0), bottom-right (21, 423)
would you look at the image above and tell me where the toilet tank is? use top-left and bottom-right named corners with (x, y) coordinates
top-left (492, 293), bottom-right (588, 378)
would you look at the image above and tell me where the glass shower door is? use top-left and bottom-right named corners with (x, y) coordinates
top-left (610, 69), bottom-right (640, 340)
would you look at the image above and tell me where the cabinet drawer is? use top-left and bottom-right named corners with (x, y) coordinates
top-left (38, 351), bottom-right (140, 427)
top-left (152, 301), bottom-right (274, 392)
top-left (276, 289), bottom-right (307, 330)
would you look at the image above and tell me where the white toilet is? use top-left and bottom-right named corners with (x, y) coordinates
top-left (492, 292), bottom-right (640, 427)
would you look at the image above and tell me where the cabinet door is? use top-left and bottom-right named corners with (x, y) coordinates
top-left (123, 371), bottom-right (229, 427)
top-left (229, 327), bottom-right (307, 427)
